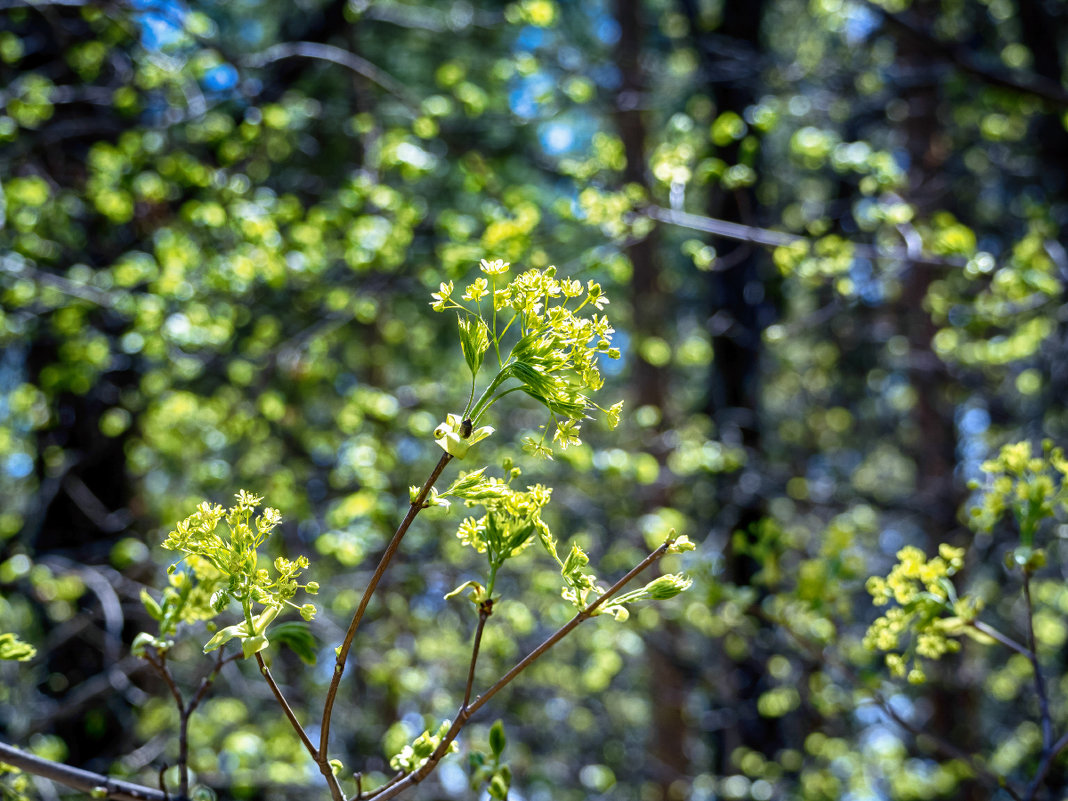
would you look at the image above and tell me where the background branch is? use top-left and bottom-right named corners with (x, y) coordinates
top-left (0, 741), bottom-right (171, 801)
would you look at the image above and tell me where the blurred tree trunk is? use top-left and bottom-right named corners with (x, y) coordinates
top-left (612, 1), bottom-right (686, 796)
top-left (891, 4), bottom-right (983, 798)
top-left (677, 0), bottom-right (782, 774)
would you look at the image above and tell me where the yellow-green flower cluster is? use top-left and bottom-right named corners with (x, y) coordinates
top-left (160, 491), bottom-right (318, 656)
top-left (866, 544), bottom-right (964, 607)
top-left (430, 260), bottom-right (624, 458)
top-left (455, 482), bottom-right (554, 561)
top-left (968, 440), bottom-right (1068, 544)
top-left (864, 543), bottom-right (980, 684)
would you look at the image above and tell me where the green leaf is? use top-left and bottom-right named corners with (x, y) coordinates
top-left (131, 631), bottom-right (172, 657)
top-left (458, 314), bottom-right (490, 377)
top-left (444, 579), bottom-right (487, 604)
top-left (271, 621), bottom-right (318, 664)
top-left (140, 588), bottom-right (163, 621)
top-left (489, 720), bottom-right (506, 757)
top-left (489, 773), bottom-right (510, 799)
top-left (203, 622), bottom-right (247, 653)
top-left (241, 634), bottom-right (269, 658)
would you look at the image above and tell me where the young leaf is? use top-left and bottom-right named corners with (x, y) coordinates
top-left (140, 588), bottom-right (163, 621)
top-left (489, 720), bottom-right (507, 758)
top-left (458, 314), bottom-right (490, 377)
top-left (271, 620), bottom-right (318, 665)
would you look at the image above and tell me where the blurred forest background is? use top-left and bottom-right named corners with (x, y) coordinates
top-left (4, 0), bottom-right (1068, 799)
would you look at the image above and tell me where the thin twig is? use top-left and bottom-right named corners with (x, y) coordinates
top-left (143, 650), bottom-right (190, 798)
top-left (362, 541), bottom-right (674, 801)
top-left (144, 651), bottom-right (184, 711)
top-left (242, 42), bottom-right (420, 112)
top-left (187, 651), bottom-right (242, 717)
top-left (1023, 575), bottom-right (1054, 753)
top-left (971, 620), bottom-right (1033, 659)
top-left (861, 0), bottom-right (1068, 109)
top-left (319, 453), bottom-right (454, 781)
top-left (645, 205), bottom-right (969, 269)
top-left (1028, 730), bottom-right (1068, 796)
top-left (463, 604), bottom-right (492, 710)
top-left (0, 740), bottom-right (170, 801)
top-left (765, 610), bottom-right (1023, 800)
top-left (254, 652), bottom-right (319, 761)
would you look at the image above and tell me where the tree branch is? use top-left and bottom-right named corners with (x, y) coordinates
top-left (971, 619), bottom-right (1033, 659)
top-left (362, 540), bottom-right (675, 801)
top-left (318, 452), bottom-right (454, 779)
top-left (254, 651), bottom-right (320, 761)
top-left (862, 0), bottom-right (1068, 109)
top-left (0, 741), bottom-right (171, 801)
top-left (767, 612), bottom-right (1023, 801)
top-left (645, 205), bottom-right (968, 269)
top-left (242, 42), bottom-right (420, 113)
top-left (463, 604), bottom-right (492, 710)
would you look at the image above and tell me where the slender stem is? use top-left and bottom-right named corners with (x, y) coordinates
top-left (0, 740), bottom-right (171, 801)
top-left (143, 650), bottom-right (190, 798)
top-left (319, 452), bottom-right (454, 768)
top-left (472, 387), bottom-right (524, 427)
top-left (254, 652), bottom-right (319, 761)
top-left (187, 650), bottom-right (241, 718)
top-left (144, 650), bottom-right (184, 711)
top-left (1028, 730), bottom-right (1068, 798)
top-left (970, 620), bottom-right (1033, 659)
top-left (362, 541), bottom-right (673, 801)
top-left (469, 369), bottom-right (512, 423)
top-left (463, 371), bottom-right (478, 419)
top-left (872, 688), bottom-right (1023, 801)
top-left (1023, 574), bottom-right (1053, 754)
top-left (463, 605), bottom-right (491, 710)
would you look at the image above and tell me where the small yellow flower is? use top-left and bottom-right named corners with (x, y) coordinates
top-left (480, 258), bottom-right (510, 275)
top-left (463, 277), bottom-right (489, 302)
top-left (430, 281), bottom-right (454, 312)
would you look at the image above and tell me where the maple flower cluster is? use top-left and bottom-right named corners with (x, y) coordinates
top-left (161, 490), bottom-right (317, 656)
top-left (431, 259), bottom-right (624, 459)
top-left (968, 439), bottom-right (1068, 543)
top-left (863, 543), bottom-right (981, 683)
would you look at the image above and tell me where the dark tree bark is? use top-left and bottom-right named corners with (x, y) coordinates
top-left (890, 4), bottom-right (983, 798)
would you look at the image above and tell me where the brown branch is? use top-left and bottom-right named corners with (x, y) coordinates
top-left (463, 604), bottom-right (492, 710)
top-left (362, 540), bottom-right (675, 801)
top-left (254, 651), bottom-right (320, 761)
top-left (142, 646), bottom-right (243, 799)
top-left (1028, 730), bottom-right (1068, 797)
top-left (319, 452), bottom-right (454, 782)
top-left (0, 741), bottom-right (171, 801)
top-left (187, 650), bottom-right (241, 718)
top-left (1023, 575), bottom-right (1054, 754)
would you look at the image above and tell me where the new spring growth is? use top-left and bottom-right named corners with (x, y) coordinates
top-left (0, 632), bottom-right (36, 662)
top-left (160, 490), bottom-right (318, 657)
top-left (431, 259), bottom-right (625, 460)
top-left (863, 543), bottom-right (984, 684)
top-left (968, 440), bottom-right (1068, 566)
